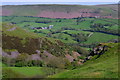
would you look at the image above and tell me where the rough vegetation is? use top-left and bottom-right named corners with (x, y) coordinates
top-left (50, 43), bottom-right (119, 78)
top-left (2, 23), bottom-right (87, 70)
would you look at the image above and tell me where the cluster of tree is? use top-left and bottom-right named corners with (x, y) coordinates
top-left (71, 45), bottom-right (89, 56)
top-left (55, 19), bottom-right (62, 22)
top-left (46, 27), bottom-right (77, 37)
top-left (90, 23), bottom-right (113, 28)
top-left (2, 56), bottom-right (44, 67)
top-left (80, 43), bottom-right (99, 48)
top-left (35, 21), bottom-right (52, 24)
top-left (3, 16), bottom-right (57, 24)
top-left (63, 32), bottom-right (88, 43)
top-left (90, 23), bottom-right (119, 36)
top-left (61, 27), bottom-right (76, 30)
top-left (76, 17), bottom-right (85, 25)
top-left (2, 54), bottom-right (80, 69)
top-left (73, 33), bottom-right (88, 42)
top-left (42, 57), bottom-right (80, 69)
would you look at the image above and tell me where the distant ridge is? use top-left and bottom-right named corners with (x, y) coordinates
top-left (1, 4), bottom-right (118, 19)
top-left (1, 2), bottom-right (117, 6)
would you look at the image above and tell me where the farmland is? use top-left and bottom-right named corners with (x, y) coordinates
top-left (2, 16), bottom-right (119, 47)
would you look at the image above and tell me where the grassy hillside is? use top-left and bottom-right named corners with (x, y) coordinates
top-left (50, 43), bottom-right (119, 78)
top-left (2, 22), bottom-right (68, 55)
top-left (2, 23), bottom-right (89, 72)
top-left (3, 67), bottom-right (43, 78)
top-left (83, 32), bottom-right (118, 44)
top-left (2, 67), bottom-right (64, 78)
top-left (1, 23), bottom-right (70, 78)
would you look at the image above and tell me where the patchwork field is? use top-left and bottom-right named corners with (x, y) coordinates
top-left (2, 16), bottom-right (119, 47)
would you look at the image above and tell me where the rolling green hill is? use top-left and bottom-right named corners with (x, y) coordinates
top-left (2, 42), bottom-right (119, 78)
top-left (50, 43), bottom-right (119, 78)
top-left (1, 22), bottom-right (88, 70)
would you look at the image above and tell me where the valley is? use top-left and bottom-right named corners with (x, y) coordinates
top-left (0, 4), bottom-right (119, 79)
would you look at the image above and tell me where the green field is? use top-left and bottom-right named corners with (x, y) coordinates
top-left (51, 33), bottom-right (77, 43)
top-left (3, 67), bottom-right (43, 77)
top-left (83, 32), bottom-right (118, 44)
top-left (2, 16), bottom-right (119, 46)
top-left (2, 67), bottom-right (63, 78)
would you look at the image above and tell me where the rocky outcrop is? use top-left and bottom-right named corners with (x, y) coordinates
top-left (83, 43), bottom-right (110, 62)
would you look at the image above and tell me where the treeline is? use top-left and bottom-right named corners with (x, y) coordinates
top-left (89, 23), bottom-right (119, 36)
top-left (63, 32), bottom-right (88, 43)
top-left (2, 56), bottom-right (44, 67)
top-left (2, 53), bottom-right (81, 69)
top-left (2, 16), bottom-right (63, 24)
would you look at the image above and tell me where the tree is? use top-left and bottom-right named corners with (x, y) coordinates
top-left (76, 17), bottom-right (81, 25)
top-left (76, 17), bottom-right (85, 25)
top-left (15, 53), bottom-right (28, 67)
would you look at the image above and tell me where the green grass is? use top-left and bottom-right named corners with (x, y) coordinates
top-left (2, 23), bottom-right (43, 38)
top-left (51, 33), bottom-right (77, 43)
top-left (106, 25), bottom-right (118, 30)
top-left (76, 20), bottom-right (91, 29)
top-left (2, 67), bottom-right (45, 78)
top-left (4, 67), bottom-right (43, 76)
top-left (103, 18), bottom-right (118, 24)
top-left (17, 22), bottom-right (49, 28)
top-left (38, 29), bottom-right (51, 34)
top-left (94, 19), bottom-right (113, 24)
top-left (50, 43), bottom-right (119, 78)
top-left (83, 32), bottom-right (118, 44)
top-left (2, 67), bottom-right (64, 78)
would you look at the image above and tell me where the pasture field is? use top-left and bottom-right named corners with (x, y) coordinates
top-left (2, 16), bottom-right (119, 46)
top-left (83, 32), bottom-right (118, 44)
top-left (51, 33), bottom-right (77, 43)
top-left (2, 67), bottom-right (63, 78)
top-left (3, 67), bottom-right (43, 77)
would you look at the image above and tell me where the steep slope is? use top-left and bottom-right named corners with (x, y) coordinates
top-left (1, 4), bottom-right (118, 18)
top-left (1, 23), bottom-right (87, 69)
top-left (50, 43), bottom-right (119, 78)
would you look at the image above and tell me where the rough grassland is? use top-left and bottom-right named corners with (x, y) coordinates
top-left (50, 43), bottom-right (119, 78)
